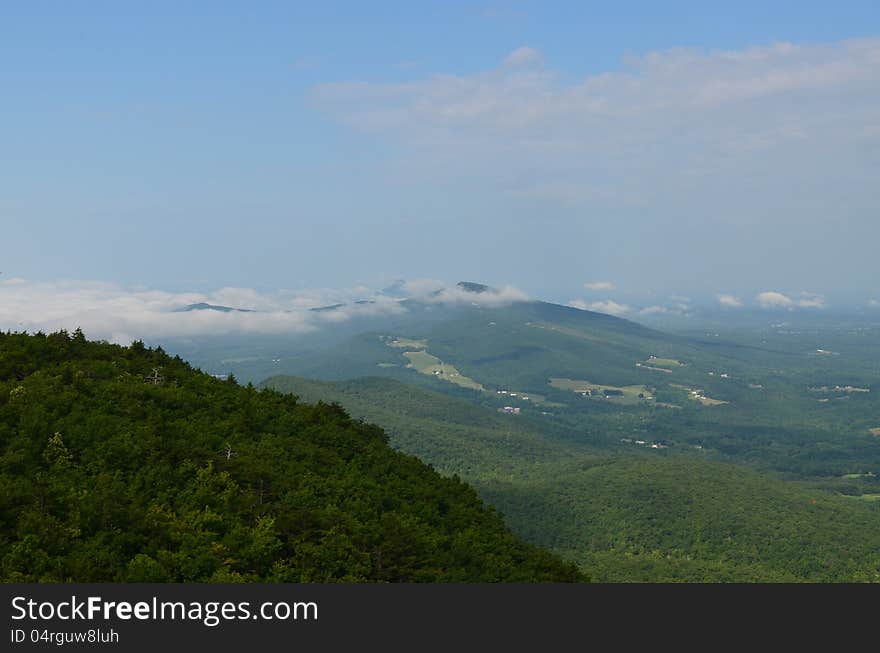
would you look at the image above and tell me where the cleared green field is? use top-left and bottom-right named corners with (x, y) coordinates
top-left (643, 356), bottom-right (684, 368)
top-left (695, 395), bottom-right (729, 407)
top-left (847, 494), bottom-right (880, 502)
top-left (636, 363), bottom-right (672, 374)
top-left (384, 336), bottom-right (428, 349)
top-left (403, 351), bottom-right (484, 391)
top-left (549, 377), bottom-right (651, 405)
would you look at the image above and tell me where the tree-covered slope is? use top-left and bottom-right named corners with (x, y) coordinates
top-left (0, 331), bottom-right (582, 582)
top-left (263, 375), bottom-right (880, 582)
top-left (487, 458), bottom-right (880, 582)
top-left (260, 375), bottom-right (593, 479)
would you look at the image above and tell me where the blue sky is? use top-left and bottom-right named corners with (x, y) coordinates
top-left (2, 1), bottom-right (879, 325)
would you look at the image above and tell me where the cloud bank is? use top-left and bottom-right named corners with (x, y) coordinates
top-left (568, 299), bottom-right (631, 316)
top-left (717, 294), bottom-right (744, 308)
top-left (0, 278), bottom-right (528, 344)
top-left (312, 38), bottom-right (880, 207)
top-left (504, 46), bottom-right (543, 67)
top-left (424, 284), bottom-right (530, 307)
top-left (755, 291), bottom-right (826, 309)
top-left (310, 38), bottom-right (880, 297)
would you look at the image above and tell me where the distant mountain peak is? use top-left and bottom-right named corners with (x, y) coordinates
top-left (456, 281), bottom-right (491, 294)
top-left (380, 279), bottom-right (409, 298)
top-left (175, 302), bottom-right (254, 313)
top-left (309, 299), bottom-right (377, 313)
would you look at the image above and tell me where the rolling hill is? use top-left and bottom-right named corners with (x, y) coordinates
top-left (149, 282), bottom-right (880, 581)
top-left (262, 375), bottom-right (880, 582)
top-left (265, 377), bottom-right (880, 582)
top-left (0, 330), bottom-right (582, 582)
top-left (243, 287), bottom-right (879, 480)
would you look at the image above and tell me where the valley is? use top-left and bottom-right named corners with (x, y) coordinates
top-left (242, 285), bottom-right (880, 581)
top-left (4, 284), bottom-right (879, 582)
top-left (261, 375), bottom-right (880, 581)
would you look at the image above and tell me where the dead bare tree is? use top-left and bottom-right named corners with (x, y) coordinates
top-left (145, 367), bottom-right (164, 385)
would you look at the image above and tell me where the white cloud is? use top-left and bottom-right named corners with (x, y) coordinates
top-left (377, 278), bottom-right (529, 306)
top-left (0, 278), bottom-right (404, 344)
top-left (756, 290), bottom-right (826, 309)
top-left (395, 278), bottom-right (447, 297)
top-left (584, 281), bottom-right (615, 291)
top-left (868, 299), bottom-right (880, 308)
top-left (0, 278), bottom-right (528, 344)
top-left (717, 293), bottom-right (744, 308)
top-left (311, 37), bottom-right (880, 213)
top-left (568, 299), bottom-right (631, 316)
top-left (796, 292), bottom-right (826, 309)
top-left (756, 291), bottom-right (795, 308)
top-left (504, 46), bottom-right (543, 67)
top-left (420, 284), bottom-right (529, 307)
top-left (570, 299), bottom-right (689, 317)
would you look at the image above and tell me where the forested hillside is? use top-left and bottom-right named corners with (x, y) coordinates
top-left (264, 375), bottom-right (880, 582)
top-left (0, 330), bottom-right (582, 582)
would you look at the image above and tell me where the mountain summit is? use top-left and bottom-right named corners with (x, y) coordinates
top-left (175, 302), bottom-right (254, 313)
top-left (456, 281), bottom-right (491, 294)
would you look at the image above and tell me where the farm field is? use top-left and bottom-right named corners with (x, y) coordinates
top-left (384, 336), bottom-right (428, 349)
top-left (403, 350), bottom-right (485, 391)
top-left (642, 356), bottom-right (684, 368)
top-left (549, 377), bottom-right (651, 405)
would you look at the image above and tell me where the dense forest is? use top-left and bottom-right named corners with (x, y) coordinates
top-left (265, 375), bottom-right (880, 582)
top-left (0, 330), bottom-right (582, 582)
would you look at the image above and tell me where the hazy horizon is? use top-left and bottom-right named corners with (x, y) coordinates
top-left (3, 2), bottom-right (879, 329)
top-left (2, 274), bottom-right (877, 345)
